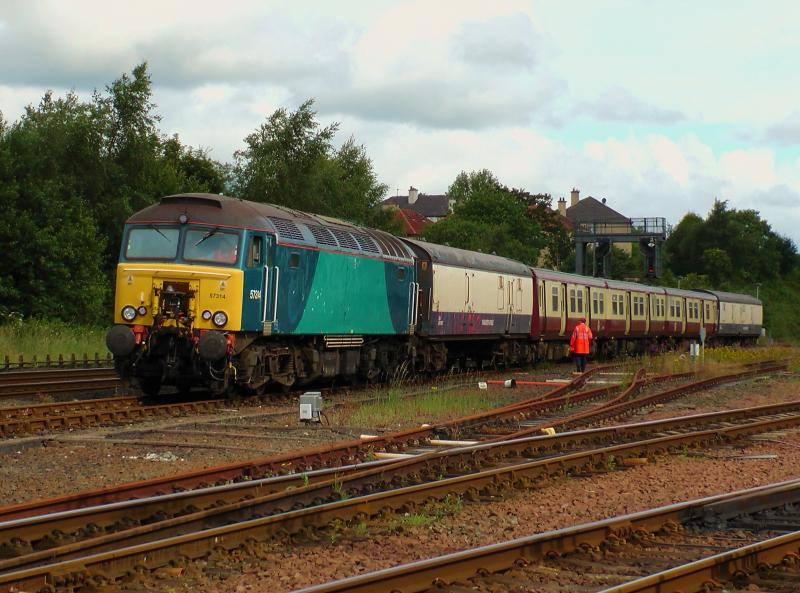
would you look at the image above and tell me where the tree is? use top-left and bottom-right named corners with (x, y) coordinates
top-left (0, 63), bottom-right (227, 323)
top-left (231, 99), bottom-right (390, 228)
top-left (424, 171), bottom-right (544, 265)
top-left (511, 189), bottom-right (573, 271)
top-left (665, 200), bottom-right (797, 287)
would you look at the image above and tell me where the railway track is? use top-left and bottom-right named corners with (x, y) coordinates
top-left (0, 367), bottom-right (121, 399)
top-left (0, 396), bottom-right (229, 438)
top-left (0, 364), bottom-right (789, 592)
top-left (0, 364), bottom-right (616, 522)
top-left (295, 479), bottom-right (800, 593)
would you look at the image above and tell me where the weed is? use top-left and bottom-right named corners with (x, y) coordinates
top-left (331, 479), bottom-right (350, 501)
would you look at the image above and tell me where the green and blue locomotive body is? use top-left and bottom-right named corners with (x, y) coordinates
top-left (107, 194), bottom-right (416, 395)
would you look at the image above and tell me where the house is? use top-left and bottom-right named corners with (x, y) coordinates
top-left (382, 186), bottom-right (453, 223)
top-left (557, 188), bottom-right (633, 254)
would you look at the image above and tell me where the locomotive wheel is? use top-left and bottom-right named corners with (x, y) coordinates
top-left (138, 377), bottom-right (162, 397)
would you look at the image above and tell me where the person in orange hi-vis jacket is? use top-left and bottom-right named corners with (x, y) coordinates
top-left (569, 317), bottom-right (593, 373)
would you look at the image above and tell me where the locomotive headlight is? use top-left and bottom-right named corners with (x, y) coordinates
top-left (212, 311), bottom-right (228, 327)
top-left (202, 310), bottom-right (212, 321)
top-left (137, 306), bottom-right (147, 316)
top-left (121, 306), bottom-right (137, 322)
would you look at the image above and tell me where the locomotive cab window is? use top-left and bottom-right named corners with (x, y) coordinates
top-left (126, 226), bottom-right (180, 260)
top-left (288, 253), bottom-right (301, 268)
top-left (184, 228), bottom-right (240, 264)
top-left (397, 267), bottom-right (406, 281)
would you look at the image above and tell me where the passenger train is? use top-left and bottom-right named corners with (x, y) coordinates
top-left (105, 194), bottom-right (763, 395)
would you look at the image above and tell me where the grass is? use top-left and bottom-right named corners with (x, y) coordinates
top-left (334, 384), bottom-right (518, 428)
top-left (388, 494), bottom-right (464, 530)
top-left (0, 315), bottom-right (109, 361)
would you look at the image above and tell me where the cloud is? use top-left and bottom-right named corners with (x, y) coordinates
top-left (577, 87), bottom-right (686, 124)
top-left (764, 111), bottom-right (800, 145)
top-left (451, 12), bottom-right (539, 70)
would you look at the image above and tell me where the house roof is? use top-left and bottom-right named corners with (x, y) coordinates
top-left (394, 208), bottom-right (432, 236)
top-left (565, 196), bottom-right (629, 224)
top-left (383, 193), bottom-right (450, 218)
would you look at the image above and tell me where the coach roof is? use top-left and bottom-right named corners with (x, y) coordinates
top-left (403, 238), bottom-right (530, 275)
top-left (701, 290), bottom-right (762, 305)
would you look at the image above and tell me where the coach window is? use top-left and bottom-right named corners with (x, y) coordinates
top-left (551, 287), bottom-right (559, 311)
top-left (569, 289), bottom-right (575, 313)
top-left (611, 295), bottom-right (618, 316)
top-left (289, 253), bottom-right (300, 268)
top-left (592, 293), bottom-right (598, 315)
top-left (577, 290), bottom-right (584, 313)
top-left (620, 297), bottom-right (625, 316)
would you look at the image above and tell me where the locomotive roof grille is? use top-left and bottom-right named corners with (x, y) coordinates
top-left (330, 228), bottom-right (359, 251)
top-left (307, 225), bottom-right (338, 247)
top-left (268, 217), bottom-right (305, 242)
top-left (351, 232), bottom-right (380, 253)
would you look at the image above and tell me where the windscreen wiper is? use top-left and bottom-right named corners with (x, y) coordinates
top-left (149, 224), bottom-right (171, 242)
top-left (194, 227), bottom-right (219, 247)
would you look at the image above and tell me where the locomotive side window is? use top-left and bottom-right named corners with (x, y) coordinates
top-left (246, 236), bottom-right (263, 267)
top-left (289, 253), bottom-right (300, 268)
top-left (397, 267), bottom-right (406, 281)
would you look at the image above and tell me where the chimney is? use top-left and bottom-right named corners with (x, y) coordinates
top-left (557, 197), bottom-right (567, 217)
top-left (408, 186), bottom-right (419, 205)
top-left (570, 188), bottom-right (580, 207)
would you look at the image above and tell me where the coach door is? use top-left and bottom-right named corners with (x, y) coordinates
top-left (505, 277), bottom-right (515, 333)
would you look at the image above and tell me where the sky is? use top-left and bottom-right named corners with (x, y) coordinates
top-left (1, 0), bottom-right (799, 244)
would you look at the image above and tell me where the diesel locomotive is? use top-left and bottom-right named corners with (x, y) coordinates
top-left (106, 193), bottom-right (763, 396)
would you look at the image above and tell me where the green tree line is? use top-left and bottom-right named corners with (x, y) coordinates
top-left (1, 63), bottom-right (797, 341)
top-left (0, 64), bottom-right (393, 323)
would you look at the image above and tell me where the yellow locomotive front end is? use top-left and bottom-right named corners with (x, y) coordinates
top-left (106, 206), bottom-right (246, 396)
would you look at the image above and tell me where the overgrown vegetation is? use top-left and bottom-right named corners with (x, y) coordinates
top-left (0, 315), bottom-right (107, 360)
top-left (335, 384), bottom-right (517, 428)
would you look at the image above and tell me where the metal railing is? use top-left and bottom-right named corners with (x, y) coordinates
top-left (574, 217), bottom-right (668, 237)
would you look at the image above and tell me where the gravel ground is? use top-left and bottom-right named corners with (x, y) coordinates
top-left (0, 372), bottom-right (556, 505)
top-left (3, 364), bottom-right (798, 592)
top-left (157, 371), bottom-right (800, 593)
